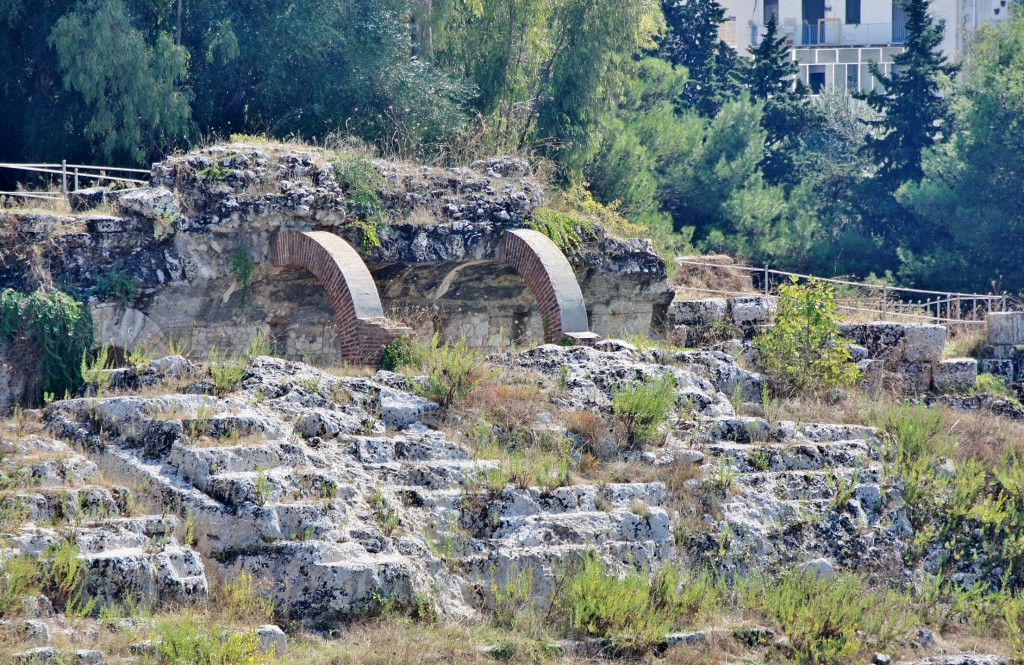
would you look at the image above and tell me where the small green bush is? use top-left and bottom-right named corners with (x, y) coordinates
top-left (558, 553), bottom-right (683, 652)
top-left (611, 374), bottom-right (677, 449)
top-left (525, 208), bottom-right (595, 253)
top-left (0, 553), bottom-right (41, 617)
top-left (380, 334), bottom-right (416, 371)
top-left (93, 270), bottom-right (141, 307)
top-left (755, 278), bottom-right (859, 393)
top-left (331, 151), bottom-right (385, 249)
top-left (414, 334), bottom-right (491, 409)
top-left (738, 569), bottom-right (911, 665)
top-left (152, 614), bottom-right (275, 664)
top-left (207, 347), bottom-right (247, 395)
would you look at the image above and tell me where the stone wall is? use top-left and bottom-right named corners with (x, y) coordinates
top-left (0, 143), bottom-right (672, 371)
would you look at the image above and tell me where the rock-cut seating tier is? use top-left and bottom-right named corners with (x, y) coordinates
top-left (497, 229), bottom-right (594, 343)
top-left (271, 230), bottom-right (410, 365)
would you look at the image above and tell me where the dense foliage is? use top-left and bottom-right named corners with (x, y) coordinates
top-left (0, 288), bottom-right (93, 405)
top-left (3, 0), bottom-right (1024, 293)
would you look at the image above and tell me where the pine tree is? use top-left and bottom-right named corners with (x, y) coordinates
top-left (658, 0), bottom-right (740, 117)
top-left (859, 0), bottom-right (958, 189)
top-left (741, 14), bottom-right (815, 185)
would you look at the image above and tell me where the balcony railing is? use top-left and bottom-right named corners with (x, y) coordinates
top-left (793, 21), bottom-right (906, 46)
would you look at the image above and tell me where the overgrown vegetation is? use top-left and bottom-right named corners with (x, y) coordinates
top-left (755, 278), bottom-right (859, 393)
top-left (611, 374), bottom-right (677, 449)
top-left (411, 335), bottom-right (491, 409)
top-left (0, 288), bottom-right (93, 406)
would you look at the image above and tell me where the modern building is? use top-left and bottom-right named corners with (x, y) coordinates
top-left (717, 0), bottom-right (1012, 91)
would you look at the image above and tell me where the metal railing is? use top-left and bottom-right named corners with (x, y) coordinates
top-left (798, 21), bottom-right (907, 46)
top-left (0, 161), bottom-right (149, 209)
top-left (675, 258), bottom-right (1006, 327)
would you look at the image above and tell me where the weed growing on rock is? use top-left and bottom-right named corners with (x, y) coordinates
top-left (207, 347), bottom-right (247, 395)
top-left (152, 613), bottom-right (275, 664)
top-left (612, 374), bottom-right (677, 449)
top-left (81, 344), bottom-right (113, 395)
top-left (413, 335), bottom-right (491, 409)
top-left (0, 553), bottom-right (40, 617)
top-left (738, 569), bottom-right (911, 664)
top-left (558, 553), bottom-right (684, 652)
top-left (220, 571), bottom-right (274, 623)
top-left (229, 248), bottom-right (254, 309)
top-left (253, 467), bottom-right (271, 506)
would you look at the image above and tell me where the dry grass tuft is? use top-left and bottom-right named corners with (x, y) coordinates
top-left (672, 255), bottom-right (756, 300)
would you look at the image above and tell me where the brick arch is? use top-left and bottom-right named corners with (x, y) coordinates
top-left (271, 231), bottom-right (409, 365)
top-left (497, 229), bottom-right (593, 343)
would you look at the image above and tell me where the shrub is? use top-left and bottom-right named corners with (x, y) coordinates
top-left (558, 554), bottom-right (684, 652)
top-left (525, 208), bottom-right (595, 253)
top-left (220, 570), bottom-right (274, 622)
top-left (380, 334), bottom-right (416, 371)
top-left (93, 270), bottom-right (140, 307)
top-left (0, 287), bottom-right (93, 405)
top-left (0, 553), bottom-right (41, 617)
top-left (207, 347), bottom-right (247, 395)
top-left (152, 614), bottom-right (275, 664)
top-left (414, 334), bottom-right (491, 409)
top-left (738, 569), bottom-right (911, 665)
top-left (754, 278), bottom-right (859, 393)
top-left (331, 151), bottom-right (385, 250)
top-left (611, 374), bottom-right (677, 449)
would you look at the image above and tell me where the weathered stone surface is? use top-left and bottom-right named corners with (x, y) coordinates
top-left (667, 299), bottom-right (728, 326)
top-left (979, 358), bottom-right (1013, 383)
top-left (729, 296), bottom-right (776, 327)
top-left (902, 325), bottom-right (946, 363)
top-left (68, 187), bottom-right (109, 212)
top-left (2, 143), bottom-right (671, 370)
top-left (255, 624), bottom-right (287, 657)
top-left (933, 358), bottom-right (978, 392)
top-left (987, 312), bottom-right (1024, 347)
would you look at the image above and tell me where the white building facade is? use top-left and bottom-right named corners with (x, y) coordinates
top-left (717, 0), bottom-right (1012, 91)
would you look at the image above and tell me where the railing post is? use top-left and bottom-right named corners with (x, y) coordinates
top-left (61, 160), bottom-right (68, 210)
top-left (764, 265), bottom-right (769, 297)
top-left (882, 286), bottom-right (888, 321)
top-left (74, 167), bottom-right (79, 192)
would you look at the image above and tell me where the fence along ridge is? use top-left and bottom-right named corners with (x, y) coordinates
top-left (0, 160), bottom-right (149, 210)
top-left (674, 257), bottom-right (1006, 326)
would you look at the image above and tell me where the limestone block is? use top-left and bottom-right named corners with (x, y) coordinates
top-left (934, 358), bottom-right (978, 392)
top-left (667, 298), bottom-right (728, 326)
top-left (848, 344), bottom-right (868, 363)
top-left (117, 187), bottom-right (179, 222)
top-left (889, 361), bottom-right (933, 393)
top-left (979, 359), bottom-right (1013, 384)
top-left (988, 312), bottom-right (1024, 346)
top-left (729, 296), bottom-right (776, 327)
top-left (255, 625), bottom-right (287, 657)
top-left (901, 325), bottom-right (946, 363)
top-left (840, 322), bottom-right (906, 362)
top-left (68, 186), bottom-right (109, 212)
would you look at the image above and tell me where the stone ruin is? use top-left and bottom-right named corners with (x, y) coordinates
top-left (0, 143), bottom-right (670, 383)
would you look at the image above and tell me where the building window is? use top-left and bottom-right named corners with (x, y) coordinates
top-left (808, 65), bottom-right (826, 92)
top-left (718, 17), bottom-right (737, 45)
top-left (846, 0), bottom-right (861, 24)
top-left (765, 0), bottom-right (779, 23)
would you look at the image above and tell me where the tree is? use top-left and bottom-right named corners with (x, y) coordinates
top-left (755, 278), bottom-right (859, 393)
top-left (859, 0), bottom-right (958, 189)
top-left (49, 0), bottom-right (193, 164)
top-left (898, 11), bottom-right (1024, 293)
top-left (658, 0), bottom-right (740, 117)
top-left (741, 14), bottom-right (816, 186)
